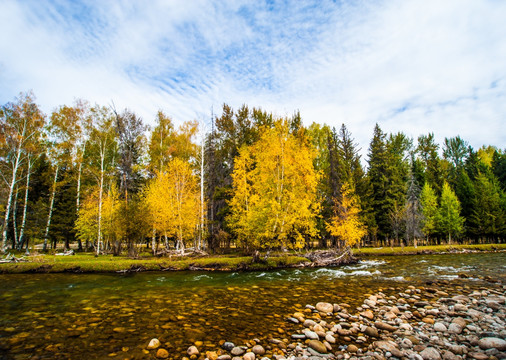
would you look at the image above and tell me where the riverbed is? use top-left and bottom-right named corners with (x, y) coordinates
top-left (0, 252), bottom-right (504, 359)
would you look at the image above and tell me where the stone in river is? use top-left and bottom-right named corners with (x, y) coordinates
top-left (218, 356), bottom-right (231, 360)
top-left (222, 342), bottom-right (235, 351)
top-left (422, 317), bottom-right (435, 324)
top-left (360, 310), bottom-right (374, 320)
top-left (433, 322), bottom-right (447, 332)
top-left (187, 346), bottom-right (199, 356)
top-left (308, 340), bottom-right (327, 354)
top-left (286, 317), bottom-right (299, 324)
top-left (156, 348), bottom-right (169, 359)
top-left (373, 340), bottom-right (398, 353)
top-left (374, 322), bottom-right (397, 332)
top-left (147, 338), bottom-right (161, 349)
top-left (206, 351), bottom-right (218, 360)
top-left (454, 304), bottom-right (468, 312)
top-left (231, 347), bottom-right (245, 356)
top-left (448, 323), bottom-right (462, 334)
top-left (420, 347), bottom-right (441, 360)
top-left (478, 337), bottom-right (506, 351)
top-left (325, 334), bottom-right (336, 344)
top-left (442, 350), bottom-right (459, 360)
top-left (468, 352), bottom-right (488, 360)
top-left (303, 330), bottom-right (319, 340)
top-left (303, 319), bottom-right (317, 328)
top-left (252, 345), bottom-right (265, 356)
top-left (316, 302), bottom-right (334, 313)
top-left (364, 326), bottom-right (379, 338)
top-left (347, 344), bottom-right (358, 353)
top-left (243, 352), bottom-right (255, 360)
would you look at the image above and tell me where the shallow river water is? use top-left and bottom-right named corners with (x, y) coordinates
top-left (0, 252), bottom-right (505, 359)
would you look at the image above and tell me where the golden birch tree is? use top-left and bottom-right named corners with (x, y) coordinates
top-left (228, 119), bottom-right (319, 250)
top-left (326, 182), bottom-right (366, 248)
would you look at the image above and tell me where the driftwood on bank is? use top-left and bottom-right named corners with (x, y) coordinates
top-left (155, 247), bottom-right (208, 257)
top-left (0, 253), bottom-right (28, 263)
top-left (304, 248), bottom-right (357, 267)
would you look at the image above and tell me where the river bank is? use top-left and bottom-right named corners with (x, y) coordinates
top-left (0, 244), bottom-right (505, 274)
top-left (177, 280), bottom-right (505, 360)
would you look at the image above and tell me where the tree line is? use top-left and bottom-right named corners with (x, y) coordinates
top-left (1, 91), bottom-right (505, 255)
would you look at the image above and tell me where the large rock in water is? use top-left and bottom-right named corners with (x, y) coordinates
top-left (308, 340), bottom-right (328, 354)
top-left (316, 302), bottom-right (334, 313)
top-left (478, 337), bottom-right (506, 351)
top-left (252, 345), bottom-right (265, 355)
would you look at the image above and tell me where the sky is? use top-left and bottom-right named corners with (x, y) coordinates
top-left (1, 0), bottom-right (505, 156)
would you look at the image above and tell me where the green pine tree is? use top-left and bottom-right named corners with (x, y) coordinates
top-left (438, 182), bottom-right (464, 243)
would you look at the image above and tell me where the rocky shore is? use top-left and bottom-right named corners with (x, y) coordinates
top-left (146, 282), bottom-right (505, 360)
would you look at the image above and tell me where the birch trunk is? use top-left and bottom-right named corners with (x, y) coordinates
top-left (43, 166), bottom-right (59, 251)
top-left (76, 160), bottom-right (83, 250)
top-left (17, 158), bottom-right (32, 250)
top-left (2, 147), bottom-right (23, 252)
top-left (151, 227), bottom-right (156, 255)
top-left (199, 136), bottom-right (204, 250)
top-left (12, 184), bottom-right (19, 249)
top-left (96, 153), bottom-right (105, 256)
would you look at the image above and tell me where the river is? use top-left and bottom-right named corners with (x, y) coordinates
top-left (0, 252), bottom-right (504, 359)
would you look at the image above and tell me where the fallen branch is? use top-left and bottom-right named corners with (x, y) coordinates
top-left (0, 253), bottom-right (29, 263)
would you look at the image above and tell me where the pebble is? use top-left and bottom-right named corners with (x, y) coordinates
top-left (187, 346), bottom-right (199, 356)
top-left (156, 348), bottom-right (169, 359)
top-left (231, 347), bottom-right (245, 356)
top-left (147, 338), bottom-right (160, 349)
top-left (308, 340), bottom-right (328, 354)
top-left (420, 347), bottom-right (441, 360)
top-left (316, 302), bottom-right (334, 313)
top-left (433, 322), bottom-right (447, 332)
top-left (243, 352), bottom-right (255, 360)
top-left (478, 337), bottom-right (506, 351)
top-left (252, 345), bottom-right (265, 355)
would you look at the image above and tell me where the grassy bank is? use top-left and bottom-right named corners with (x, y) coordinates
top-left (0, 243), bottom-right (504, 274)
top-left (0, 252), bottom-right (310, 274)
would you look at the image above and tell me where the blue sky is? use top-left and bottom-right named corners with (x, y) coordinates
top-left (1, 0), bottom-right (505, 154)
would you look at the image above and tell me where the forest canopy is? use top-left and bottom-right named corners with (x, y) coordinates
top-left (1, 91), bottom-right (505, 255)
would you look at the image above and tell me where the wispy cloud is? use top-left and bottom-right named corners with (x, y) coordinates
top-left (0, 0), bottom-right (505, 155)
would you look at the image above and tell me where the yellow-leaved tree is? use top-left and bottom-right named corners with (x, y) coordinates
top-left (228, 119), bottom-right (319, 250)
top-left (143, 158), bottom-right (199, 253)
top-left (326, 182), bottom-right (366, 248)
top-left (75, 184), bottom-right (123, 253)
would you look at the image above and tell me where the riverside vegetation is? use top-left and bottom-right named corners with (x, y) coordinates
top-left (1, 92), bottom-right (506, 259)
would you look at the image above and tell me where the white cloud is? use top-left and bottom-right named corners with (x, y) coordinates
top-left (0, 0), bottom-right (505, 156)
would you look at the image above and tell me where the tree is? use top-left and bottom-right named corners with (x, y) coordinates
top-left (326, 182), bottom-right (366, 248)
top-left (113, 108), bottom-right (146, 201)
top-left (148, 111), bottom-right (175, 174)
top-left (85, 106), bottom-right (117, 255)
top-left (404, 173), bottom-right (423, 247)
top-left (417, 133), bottom-right (442, 193)
top-left (143, 159), bottom-right (199, 253)
top-left (469, 172), bottom-right (506, 240)
top-left (0, 92), bottom-right (45, 252)
top-left (228, 119), bottom-right (319, 251)
top-left (438, 182), bottom-right (464, 243)
top-left (420, 182), bottom-right (438, 243)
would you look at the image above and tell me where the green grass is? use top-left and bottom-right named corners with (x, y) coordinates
top-left (352, 243), bottom-right (506, 255)
top-left (0, 251), bottom-right (310, 274)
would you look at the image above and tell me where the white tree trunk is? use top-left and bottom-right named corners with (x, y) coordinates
top-left (43, 166), bottom-right (59, 251)
top-left (18, 158), bottom-right (32, 250)
top-left (199, 136), bottom-right (205, 250)
top-left (2, 148), bottom-right (23, 252)
top-left (96, 153), bottom-right (105, 256)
